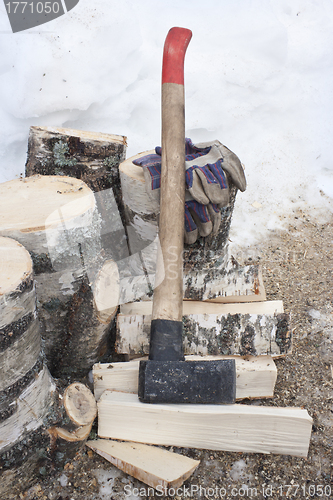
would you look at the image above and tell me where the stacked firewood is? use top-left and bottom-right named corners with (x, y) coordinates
top-left (0, 127), bottom-right (311, 495)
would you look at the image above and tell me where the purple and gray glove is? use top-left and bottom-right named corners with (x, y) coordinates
top-left (133, 138), bottom-right (246, 244)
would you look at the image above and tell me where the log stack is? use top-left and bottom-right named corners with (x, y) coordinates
top-left (115, 150), bottom-right (288, 361)
top-left (89, 147), bottom-right (311, 466)
top-left (0, 176), bottom-right (117, 379)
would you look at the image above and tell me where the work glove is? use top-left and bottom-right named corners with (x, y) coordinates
top-left (186, 138), bottom-right (246, 202)
top-left (184, 195), bottom-right (221, 244)
top-left (192, 139), bottom-right (247, 194)
top-left (155, 140), bottom-right (229, 206)
top-left (132, 138), bottom-right (246, 244)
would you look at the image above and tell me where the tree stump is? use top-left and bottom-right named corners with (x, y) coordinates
top-left (0, 176), bottom-right (117, 379)
top-left (119, 151), bottom-right (238, 300)
top-left (25, 126), bottom-right (129, 262)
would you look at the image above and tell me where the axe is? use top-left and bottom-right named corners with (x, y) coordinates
top-left (138, 27), bottom-right (236, 404)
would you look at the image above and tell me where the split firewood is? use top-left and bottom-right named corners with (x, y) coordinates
top-left (120, 299), bottom-right (282, 316)
top-left (25, 125), bottom-right (128, 255)
top-left (93, 356), bottom-right (277, 401)
top-left (0, 176), bottom-right (117, 379)
top-left (86, 439), bottom-right (200, 490)
top-left (116, 300), bottom-right (291, 357)
top-left (97, 392), bottom-right (313, 458)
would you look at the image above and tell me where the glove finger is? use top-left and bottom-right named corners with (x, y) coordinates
top-left (195, 165), bottom-right (229, 205)
top-left (208, 160), bottom-right (228, 189)
top-left (185, 167), bottom-right (210, 205)
top-left (185, 138), bottom-right (211, 158)
top-left (185, 145), bottom-right (228, 204)
top-left (184, 204), bottom-right (199, 244)
top-left (217, 143), bottom-right (247, 192)
top-left (207, 203), bottom-right (221, 236)
top-left (207, 160), bottom-right (230, 206)
top-left (184, 227), bottom-right (198, 245)
top-left (187, 140), bottom-right (247, 192)
top-left (132, 154), bottom-right (162, 203)
top-left (142, 164), bottom-right (161, 191)
top-left (157, 141), bottom-right (211, 160)
top-left (133, 153), bottom-right (161, 168)
top-left (186, 199), bottom-right (212, 237)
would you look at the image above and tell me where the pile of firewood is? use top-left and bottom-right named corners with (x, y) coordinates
top-left (0, 127), bottom-right (312, 495)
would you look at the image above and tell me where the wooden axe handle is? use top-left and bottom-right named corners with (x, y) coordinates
top-left (152, 27), bottom-right (192, 323)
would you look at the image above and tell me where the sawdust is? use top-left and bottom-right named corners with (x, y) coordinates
top-left (12, 210), bottom-right (333, 500)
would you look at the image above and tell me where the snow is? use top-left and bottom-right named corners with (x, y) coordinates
top-left (0, 0), bottom-right (332, 249)
top-left (58, 473), bottom-right (68, 487)
top-left (93, 468), bottom-right (140, 500)
top-left (229, 459), bottom-right (253, 482)
top-left (92, 469), bottom-right (120, 500)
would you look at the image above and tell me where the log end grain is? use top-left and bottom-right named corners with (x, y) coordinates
top-left (63, 382), bottom-right (97, 427)
top-left (0, 237), bottom-right (32, 296)
top-left (0, 175), bottom-right (95, 233)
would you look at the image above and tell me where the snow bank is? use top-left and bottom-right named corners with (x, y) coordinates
top-left (0, 0), bottom-right (332, 247)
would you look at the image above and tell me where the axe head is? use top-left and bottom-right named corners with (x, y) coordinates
top-left (138, 359), bottom-right (236, 404)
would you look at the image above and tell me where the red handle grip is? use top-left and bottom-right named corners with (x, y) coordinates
top-left (162, 27), bottom-right (192, 85)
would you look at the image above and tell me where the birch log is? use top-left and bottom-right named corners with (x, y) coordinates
top-left (25, 125), bottom-right (128, 257)
top-left (0, 237), bottom-right (55, 496)
top-left (0, 237), bottom-right (49, 425)
top-left (116, 300), bottom-right (291, 357)
top-left (0, 176), bottom-right (117, 379)
top-left (119, 151), bottom-right (239, 299)
top-left (0, 238), bottom-right (98, 495)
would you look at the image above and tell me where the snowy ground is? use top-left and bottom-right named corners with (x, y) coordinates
top-left (0, 0), bottom-right (333, 250)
